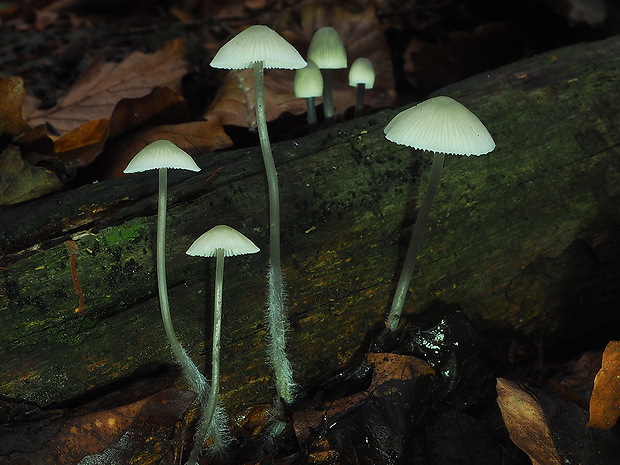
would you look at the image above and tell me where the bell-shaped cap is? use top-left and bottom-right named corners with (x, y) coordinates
top-left (123, 140), bottom-right (200, 173)
top-left (186, 225), bottom-right (260, 257)
top-left (384, 96), bottom-right (496, 156)
top-left (210, 25), bottom-right (306, 70)
top-left (307, 26), bottom-right (347, 70)
top-left (294, 61), bottom-right (324, 98)
top-left (348, 58), bottom-right (375, 89)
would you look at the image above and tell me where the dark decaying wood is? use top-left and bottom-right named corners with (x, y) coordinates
top-left (1, 36), bottom-right (619, 411)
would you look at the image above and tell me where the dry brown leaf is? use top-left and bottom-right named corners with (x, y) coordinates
top-left (206, 68), bottom-right (306, 128)
top-left (0, 145), bottom-right (63, 206)
top-left (25, 38), bottom-right (188, 136)
top-left (587, 340), bottom-right (620, 429)
top-left (100, 120), bottom-right (233, 179)
top-left (52, 86), bottom-right (190, 166)
top-left (293, 353), bottom-right (433, 444)
top-left (496, 378), bottom-right (562, 465)
top-left (0, 76), bottom-right (32, 140)
top-left (205, 2), bottom-right (395, 128)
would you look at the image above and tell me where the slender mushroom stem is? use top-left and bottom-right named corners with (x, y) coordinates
top-left (156, 169), bottom-right (207, 397)
top-left (306, 96), bottom-right (318, 133)
top-left (387, 152), bottom-right (446, 331)
top-left (354, 83), bottom-right (365, 118)
top-left (187, 249), bottom-right (225, 465)
top-left (253, 61), bottom-right (296, 406)
top-left (321, 68), bottom-right (335, 126)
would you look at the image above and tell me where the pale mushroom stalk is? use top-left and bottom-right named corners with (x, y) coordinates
top-left (354, 83), bottom-right (365, 118)
top-left (321, 69), bottom-right (335, 126)
top-left (186, 249), bottom-right (224, 465)
top-left (386, 152), bottom-right (445, 330)
top-left (254, 61), bottom-right (296, 406)
top-left (156, 168), bottom-right (205, 393)
top-left (306, 96), bottom-right (318, 132)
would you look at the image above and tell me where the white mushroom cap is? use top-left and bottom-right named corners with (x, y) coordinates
top-left (348, 58), bottom-right (375, 89)
top-left (210, 25), bottom-right (306, 70)
top-left (307, 26), bottom-right (347, 70)
top-left (123, 140), bottom-right (200, 173)
top-left (384, 96), bottom-right (496, 156)
top-left (186, 225), bottom-right (260, 257)
top-left (294, 61), bottom-right (324, 98)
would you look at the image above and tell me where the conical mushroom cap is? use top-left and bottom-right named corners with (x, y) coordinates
top-left (186, 225), bottom-right (260, 257)
top-left (384, 96), bottom-right (496, 156)
top-left (123, 140), bottom-right (200, 173)
top-left (307, 26), bottom-right (347, 69)
top-left (210, 25), bottom-right (306, 70)
top-left (294, 61), bottom-right (323, 98)
top-left (349, 58), bottom-right (375, 89)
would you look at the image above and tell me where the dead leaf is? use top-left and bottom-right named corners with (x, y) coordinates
top-left (52, 86), bottom-right (190, 166)
top-left (205, 2), bottom-right (396, 128)
top-left (496, 378), bottom-right (562, 465)
top-left (587, 340), bottom-right (620, 429)
top-left (25, 38), bottom-right (188, 136)
top-left (206, 68), bottom-right (306, 129)
top-left (0, 388), bottom-right (194, 464)
top-left (0, 76), bottom-right (32, 141)
top-left (0, 145), bottom-right (63, 206)
top-left (100, 120), bottom-right (233, 179)
top-left (293, 353), bottom-right (433, 444)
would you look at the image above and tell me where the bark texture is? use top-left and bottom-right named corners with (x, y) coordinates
top-left (1, 36), bottom-right (620, 410)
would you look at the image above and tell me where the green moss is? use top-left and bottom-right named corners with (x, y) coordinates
top-left (101, 219), bottom-right (144, 248)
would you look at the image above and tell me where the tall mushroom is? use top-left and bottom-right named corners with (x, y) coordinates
top-left (307, 26), bottom-right (347, 126)
top-left (210, 25), bottom-right (306, 409)
top-left (384, 96), bottom-right (495, 331)
top-left (186, 225), bottom-right (259, 464)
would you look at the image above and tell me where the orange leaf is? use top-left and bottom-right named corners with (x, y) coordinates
top-left (587, 340), bottom-right (620, 429)
top-left (100, 120), bottom-right (233, 179)
top-left (25, 38), bottom-right (188, 136)
top-left (496, 378), bottom-right (562, 465)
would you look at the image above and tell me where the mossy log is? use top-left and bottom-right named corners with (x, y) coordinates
top-left (1, 36), bottom-right (620, 410)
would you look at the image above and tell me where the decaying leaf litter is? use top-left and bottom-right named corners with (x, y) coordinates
top-left (2, 0), bottom-right (620, 463)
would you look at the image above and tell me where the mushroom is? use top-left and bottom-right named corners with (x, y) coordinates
top-left (384, 96), bottom-right (495, 331)
top-left (185, 225), bottom-right (259, 463)
top-left (124, 141), bottom-right (231, 454)
top-left (307, 26), bottom-right (347, 126)
top-left (348, 58), bottom-right (375, 118)
top-left (123, 140), bottom-right (202, 386)
top-left (294, 60), bottom-right (323, 133)
top-left (210, 25), bottom-right (305, 407)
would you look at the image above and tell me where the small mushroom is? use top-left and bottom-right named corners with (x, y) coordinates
top-left (348, 58), bottom-right (375, 118)
top-left (384, 96), bottom-right (495, 331)
top-left (294, 60), bottom-right (323, 133)
top-left (307, 26), bottom-right (347, 126)
top-left (186, 225), bottom-right (259, 463)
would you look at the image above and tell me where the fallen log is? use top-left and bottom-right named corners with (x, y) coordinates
top-left (1, 35), bottom-right (619, 411)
